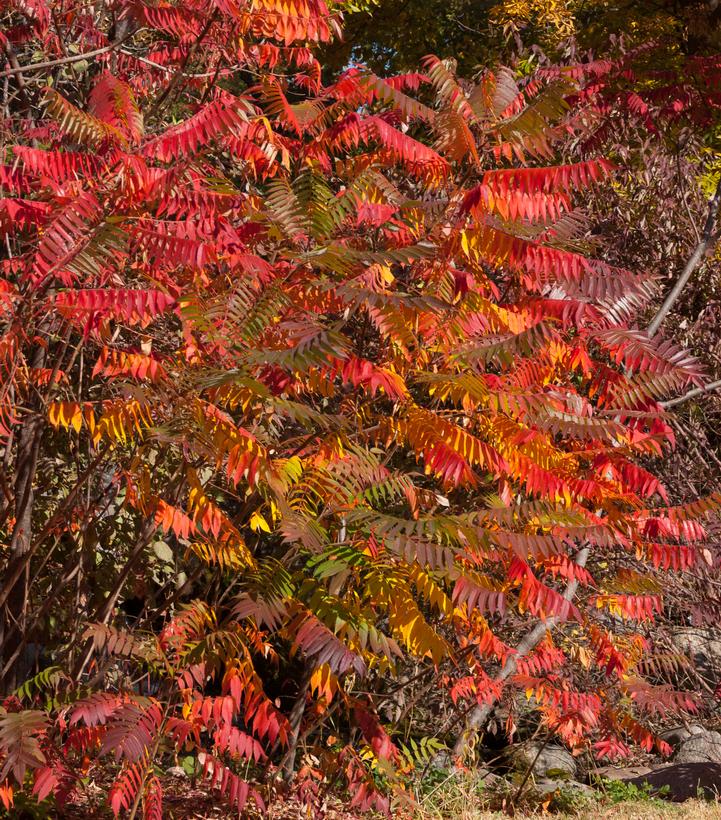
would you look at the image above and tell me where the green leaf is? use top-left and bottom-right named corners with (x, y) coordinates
top-left (153, 541), bottom-right (174, 563)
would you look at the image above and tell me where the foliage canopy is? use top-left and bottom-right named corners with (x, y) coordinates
top-left (1, 0), bottom-right (721, 816)
top-left (322, 0), bottom-right (721, 76)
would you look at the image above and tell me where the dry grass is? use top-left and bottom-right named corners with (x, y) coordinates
top-left (50, 772), bottom-right (721, 819)
top-left (580, 803), bottom-right (721, 819)
top-left (420, 804), bottom-right (721, 819)
top-left (410, 768), bottom-right (721, 820)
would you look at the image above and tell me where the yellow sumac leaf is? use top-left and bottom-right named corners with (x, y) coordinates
top-left (309, 663), bottom-right (339, 704)
top-left (48, 401), bottom-right (84, 433)
top-left (249, 510), bottom-right (271, 533)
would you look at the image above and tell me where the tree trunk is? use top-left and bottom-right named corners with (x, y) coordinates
top-left (280, 667), bottom-right (311, 781)
top-left (0, 410), bottom-right (44, 691)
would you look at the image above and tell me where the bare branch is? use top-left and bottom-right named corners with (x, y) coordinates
top-left (0, 35), bottom-right (131, 80)
top-left (452, 546), bottom-right (589, 760)
top-left (647, 176), bottom-right (721, 338)
top-left (662, 378), bottom-right (721, 409)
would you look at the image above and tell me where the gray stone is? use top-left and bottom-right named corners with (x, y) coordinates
top-left (670, 627), bottom-right (721, 683)
top-left (474, 767), bottom-right (500, 787)
top-left (660, 724), bottom-right (706, 748)
top-left (676, 729), bottom-right (721, 765)
top-left (429, 750), bottom-right (453, 771)
top-left (513, 744), bottom-right (577, 778)
top-left (166, 766), bottom-right (188, 779)
top-left (625, 762), bottom-right (721, 802)
top-left (591, 765), bottom-right (654, 781)
top-left (534, 778), bottom-right (593, 798)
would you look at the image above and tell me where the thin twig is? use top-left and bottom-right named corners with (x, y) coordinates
top-left (678, 152), bottom-right (702, 244)
top-left (647, 176), bottom-right (721, 338)
top-left (119, 50), bottom-right (243, 79)
top-left (513, 735), bottom-right (551, 805)
top-left (0, 448), bottom-right (109, 612)
top-left (148, 11), bottom-right (219, 117)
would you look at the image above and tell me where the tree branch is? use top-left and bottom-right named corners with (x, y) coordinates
top-left (147, 11), bottom-right (219, 118)
top-left (0, 446), bottom-right (109, 612)
top-left (647, 176), bottom-right (721, 338)
top-left (661, 377), bottom-right (721, 409)
top-left (118, 50), bottom-right (242, 79)
top-left (2, 40), bottom-right (37, 125)
top-left (452, 546), bottom-right (589, 760)
top-left (0, 35), bottom-right (131, 80)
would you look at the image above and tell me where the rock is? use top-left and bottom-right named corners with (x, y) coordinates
top-left (670, 627), bottom-right (721, 683)
top-left (166, 766), bottom-right (188, 779)
top-left (625, 762), bottom-right (721, 802)
top-left (512, 744), bottom-right (577, 779)
top-left (534, 778), bottom-right (594, 798)
top-left (474, 767), bottom-right (500, 787)
top-left (428, 750), bottom-right (453, 771)
top-left (676, 729), bottom-right (721, 765)
top-left (591, 765), bottom-right (653, 782)
top-left (660, 724), bottom-right (706, 748)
